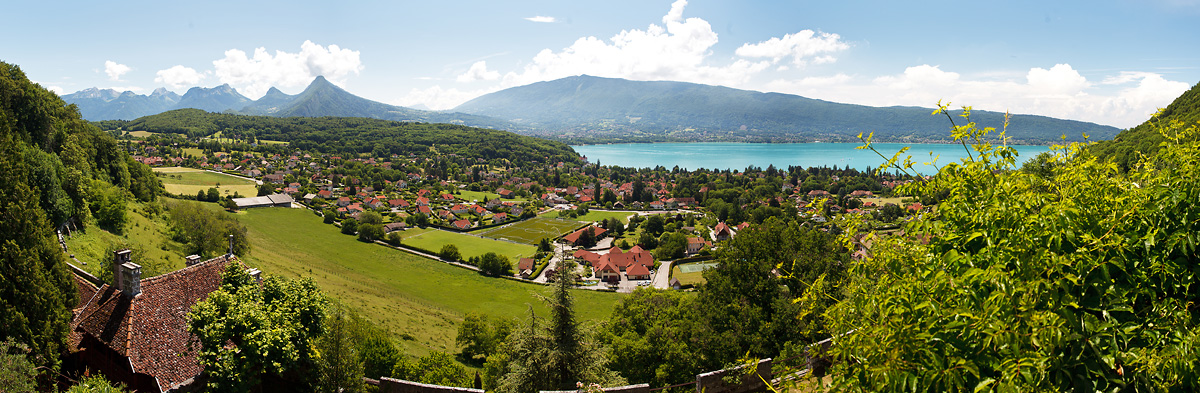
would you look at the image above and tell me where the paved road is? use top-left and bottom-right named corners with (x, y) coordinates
top-left (653, 260), bottom-right (673, 289)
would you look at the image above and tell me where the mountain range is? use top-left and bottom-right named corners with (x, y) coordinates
top-left (62, 77), bottom-right (515, 130)
top-left (454, 75), bottom-right (1121, 144)
top-left (64, 75), bottom-right (1121, 144)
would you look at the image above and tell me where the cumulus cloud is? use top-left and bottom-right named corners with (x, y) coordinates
top-left (499, 0), bottom-right (769, 88)
top-left (212, 40), bottom-right (363, 98)
top-left (155, 65), bottom-right (207, 89)
top-left (104, 61), bottom-right (131, 81)
top-left (394, 85), bottom-right (502, 111)
top-left (525, 16), bottom-right (557, 23)
top-left (457, 61), bottom-right (500, 83)
top-left (735, 30), bottom-right (849, 66)
top-left (764, 64), bottom-right (1190, 128)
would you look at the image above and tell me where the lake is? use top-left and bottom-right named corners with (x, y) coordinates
top-left (571, 143), bottom-right (1053, 175)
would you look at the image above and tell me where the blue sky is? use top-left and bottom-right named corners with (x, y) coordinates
top-left (3, 0), bottom-right (1198, 128)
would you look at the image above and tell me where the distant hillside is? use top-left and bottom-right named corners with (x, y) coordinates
top-left (63, 77), bottom-right (520, 132)
top-left (454, 75), bottom-right (1121, 144)
top-left (1089, 80), bottom-right (1200, 171)
top-left (118, 109), bottom-right (577, 164)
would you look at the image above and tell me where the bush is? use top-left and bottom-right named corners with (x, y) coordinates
top-left (439, 244), bottom-right (461, 261)
top-left (478, 252), bottom-right (512, 277)
top-left (385, 232), bottom-right (402, 247)
top-left (340, 219), bottom-right (358, 235)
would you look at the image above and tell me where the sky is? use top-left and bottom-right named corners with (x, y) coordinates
top-left (3, 0), bottom-right (1198, 128)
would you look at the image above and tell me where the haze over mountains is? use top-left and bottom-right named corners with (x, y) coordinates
top-left (65, 75), bottom-right (1121, 144)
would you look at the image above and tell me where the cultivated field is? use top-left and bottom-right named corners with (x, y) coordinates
top-left (153, 166), bottom-right (258, 197)
top-left (399, 227), bottom-right (538, 261)
top-left (234, 207), bottom-right (622, 356)
top-left (575, 210), bottom-right (636, 224)
top-left (477, 216), bottom-right (583, 244)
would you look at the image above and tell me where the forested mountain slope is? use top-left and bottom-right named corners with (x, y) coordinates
top-left (1088, 80), bottom-right (1200, 171)
top-left (455, 75), bottom-right (1121, 144)
top-left (0, 61), bottom-right (161, 382)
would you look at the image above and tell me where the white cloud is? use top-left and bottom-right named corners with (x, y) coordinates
top-left (155, 65), bottom-right (207, 89)
top-left (104, 61), bottom-right (131, 81)
top-left (394, 85), bottom-right (501, 111)
top-left (763, 63), bottom-right (1191, 128)
top-left (498, 0), bottom-right (771, 88)
top-left (457, 61), bottom-right (500, 83)
top-left (212, 40), bottom-right (364, 98)
top-left (47, 86), bottom-right (64, 95)
top-left (735, 30), bottom-right (849, 66)
top-left (525, 16), bottom-right (557, 23)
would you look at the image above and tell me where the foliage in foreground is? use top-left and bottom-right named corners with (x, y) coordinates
top-left (823, 107), bottom-right (1200, 391)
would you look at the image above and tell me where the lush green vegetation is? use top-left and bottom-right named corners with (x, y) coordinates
top-left (456, 75), bottom-right (1118, 144)
top-left (818, 104), bottom-right (1200, 390)
top-left (1088, 80), bottom-right (1200, 171)
top-left (110, 109), bottom-right (577, 164)
top-left (153, 166), bottom-right (258, 197)
top-left (400, 227), bottom-right (537, 261)
top-left (0, 61), bottom-right (162, 386)
top-left (234, 207), bottom-right (621, 356)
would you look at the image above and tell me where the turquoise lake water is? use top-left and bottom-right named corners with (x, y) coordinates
top-left (571, 143), bottom-right (1053, 175)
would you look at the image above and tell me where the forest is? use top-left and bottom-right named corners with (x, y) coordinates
top-left (101, 109), bottom-right (580, 165)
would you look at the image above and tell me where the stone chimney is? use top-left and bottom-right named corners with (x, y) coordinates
top-left (112, 249), bottom-right (142, 296)
top-left (185, 254), bottom-right (202, 266)
top-left (246, 268), bottom-right (262, 284)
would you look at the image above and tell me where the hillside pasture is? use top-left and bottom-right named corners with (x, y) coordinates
top-left (400, 227), bottom-right (537, 261)
top-left (234, 207), bottom-right (621, 356)
top-left (153, 166), bottom-right (258, 197)
top-left (477, 216), bottom-right (583, 244)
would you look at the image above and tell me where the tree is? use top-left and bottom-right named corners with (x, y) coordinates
top-left (166, 200), bottom-right (250, 257)
top-left (654, 232), bottom-right (688, 260)
top-left (644, 214), bottom-right (665, 237)
top-left (385, 231), bottom-right (403, 247)
top-left (323, 209), bottom-right (337, 224)
top-left (456, 313), bottom-right (513, 362)
top-left (439, 244), bottom-right (461, 261)
top-left (392, 352), bottom-right (470, 387)
top-left (637, 231), bottom-right (658, 249)
top-left (206, 187), bottom-right (220, 202)
top-left (601, 289), bottom-right (706, 388)
top-left (538, 238), bottom-right (552, 253)
top-left (478, 252), bottom-right (513, 277)
top-left (499, 267), bottom-right (624, 392)
top-left (340, 218), bottom-right (358, 235)
top-left (257, 183), bottom-right (274, 196)
top-left (188, 263), bottom-right (327, 393)
top-left (357, 329), bottom-right (402, 380)
top-left (578, 227), bottom-right (597, 248)
top-left (64, 374), bottom-right (128, 393)
top-left (358, 211), bottom-right (383, 226)
top-left (92, 182), bottom-right (128, 233)
top-left (0, 339), bottom-right (37, 393)
top-left (358, 223), bottom-right (384, 243)
top-left (316, 305), bottom-right (365, 393)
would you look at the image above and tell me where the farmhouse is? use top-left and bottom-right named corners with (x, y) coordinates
top-left (232, 193), bottom-right (294, 209)
top-left (561, 226), bottom-right (608, 246)
top-left (66, 251), bottom-right (250, 393)
top-left (517, 258), bottom-right (535, 278)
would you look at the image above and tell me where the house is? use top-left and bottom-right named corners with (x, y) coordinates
top-left (807, 190), bottom-right (831, 198)
top-left (66, 251), bottom-right (246, 393)
top-left (517, 258), bottom-right (535, 278)
top-left (493, 213), bottom-right (509, 223)
top-left (497, 188), bottom-right (515, 199)
top-left (452, 219), bottom-right (472, 230)
top-left (451, 204), bottom-right (470, 215)
top-left (626, 263), bottom-right (652, 281)
top-left (595, 246), bottom-right (654, 273)
top-left (713, 222), bottom-right (734, 242)
top-left (441, 193), bottom-right (456, 201)
top-left (337, 197), bottom-right (352, 207)
top-left (263, 173), bottom-right (285, 184)
top-left (415, 197), bottom-right (430, 206)
top-left (670, 277), bottom-right (682, 290)
top-left (561, 226), bottom-right (608, 246)
top-left (231, 193), bottom-right (294, 209)
top-left (417, 205), bottom-right (433, 215)
top-left (389, 199), bottom-right (409, 209)
top-left (595, 263), bottom-right (621, 282)
top-left (851, 190), bottom-right (875, 197)
top-left (686, 237), bottom-right (711, 255)
top-left (648, 201), bottom-right (665, 210)
top-left (573, 249), bottom-right (601, 265)
top-left (383, 222), bottom-right (407, 233)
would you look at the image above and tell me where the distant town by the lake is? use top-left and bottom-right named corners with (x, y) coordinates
top-left (572, 142), bottom-right (1053, 175)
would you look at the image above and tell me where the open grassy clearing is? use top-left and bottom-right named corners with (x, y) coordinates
top-left (126, 130), bottom-right (157, 138)
top-left (399, 227), bottom-right (536, 261)
top-left (153, 166), bottom-right (258, 197)
top-left (574, 210), bottom-right (636, 224)
top-left (236, 207), bottom-right (622, 356)
top-left (477, 216), bottom-right (582, 244)
top-left (64, 201), bottom-right (188, 280)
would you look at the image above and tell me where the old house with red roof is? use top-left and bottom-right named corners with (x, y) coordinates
top-left (562, 226), bottom-right (607, 246)
top-left (66, 251), bottom-right (248, 393)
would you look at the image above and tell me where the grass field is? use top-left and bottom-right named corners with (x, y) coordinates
top-left (456, 190), bottom-right (529, 203)
top-left (399, 227), bottom-right (537, 261)
top-left (575, 210), bottom-right (636, 224)
top-left (235, 207), bottom-right (622, 356)
top-left (153, 166), bottom-right (258, 197)
top-left (672, 261), bottom-right (719, 287)
top-left (64, 201), bottom-right (188, 279)
top-left (126, 130), bottom-right (157, 138)
top-left (477, 216), bottom-right (583, 244)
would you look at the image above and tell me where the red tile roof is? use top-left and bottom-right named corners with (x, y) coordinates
top-left (70, 255), bottom-right (238, 392)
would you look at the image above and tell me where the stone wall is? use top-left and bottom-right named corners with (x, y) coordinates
top-left (378, 377), bottom-right (484, 393)
top-left (695, 358), bottom-right (773, 393)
